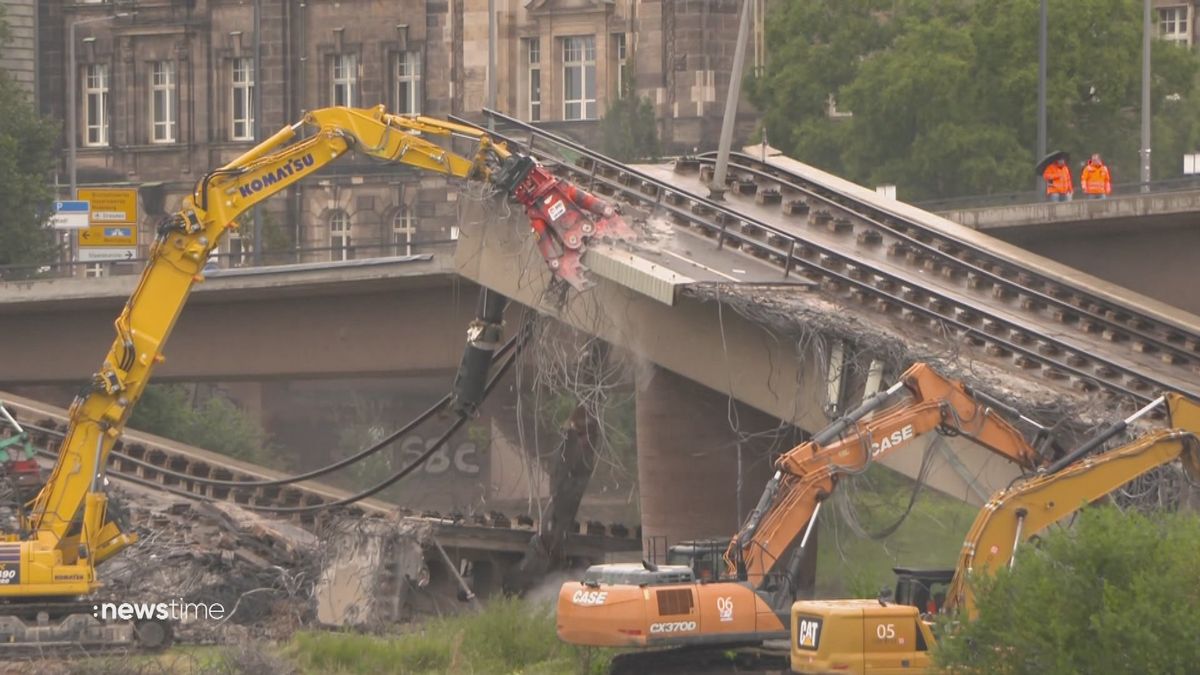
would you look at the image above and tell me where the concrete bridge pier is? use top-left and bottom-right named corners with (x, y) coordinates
top-left (636, 365), bottom-right (820, 587)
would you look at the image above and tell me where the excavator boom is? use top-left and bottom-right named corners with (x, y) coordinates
top-left (789, 392), bottom-right (1200, 674)
top-left (3, 106), bottom-right (632, 641)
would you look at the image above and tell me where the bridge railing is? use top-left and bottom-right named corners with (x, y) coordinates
top-left (0, 239), bottom-right (457, 282)
top-left (915, 175), bottom-right (1200, 212)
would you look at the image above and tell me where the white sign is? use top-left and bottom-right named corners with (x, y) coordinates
top-left (78, 247), bottom-right (137, 262)
top-left (49, 200), bottom-right (90, 230)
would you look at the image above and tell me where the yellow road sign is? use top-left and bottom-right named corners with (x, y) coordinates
top-left (76, 188), bottom-right (138, 249)
top-left (76, 188), bottom-right (138, 224)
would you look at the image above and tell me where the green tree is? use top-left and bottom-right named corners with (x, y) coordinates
top-left (934, 506), bottom-right (1200, 674)
top-left (600, 90), bottom-right (661, 162)
top-left (129, 384), bottom-right (271, 463)
top-left (752, 0), bottom-right (1200, 200)
top-left (0, 12), bottom-right (59, 269)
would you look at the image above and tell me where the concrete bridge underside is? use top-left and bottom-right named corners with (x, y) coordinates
top-left (0, 259), bottom-right (477, 385)
top-left (941, 198), bottom-right (1200, 316)
top-left (454, 209), bottom-right (1027, 550)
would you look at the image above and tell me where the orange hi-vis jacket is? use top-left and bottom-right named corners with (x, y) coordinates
top-left (1081, 161), bottom-right (1112, 195)
top-left (1043, 163), bottom-right (1073, 195)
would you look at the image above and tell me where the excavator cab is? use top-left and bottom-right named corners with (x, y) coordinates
top-left (891, 567), bottom-right (954, 617)
top-left (666, 539), bottom-right (730, 582)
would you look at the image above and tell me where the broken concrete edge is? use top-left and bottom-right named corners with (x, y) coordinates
top-left (680, 282), bottom-right (1129, 433)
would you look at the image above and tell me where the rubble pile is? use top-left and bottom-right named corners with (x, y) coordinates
top-left (101, 488), bottom-right (319, 643)
top-left (311, 516), bottom-right (433, 627)
top-left (99, 485), bottom-right (460, 642)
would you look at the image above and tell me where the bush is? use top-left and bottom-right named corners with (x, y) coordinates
top-left (129, 385), bottom-right (270, 464)
top-left (934, 506), bottom-right (1200, 674)
top-left (289, 597), bottom-right (613, 674)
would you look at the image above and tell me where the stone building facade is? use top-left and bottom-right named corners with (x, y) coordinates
top-left (0, 0), bottom-right (37, 97)
top-left (37, 0), bottom-right (764, 272)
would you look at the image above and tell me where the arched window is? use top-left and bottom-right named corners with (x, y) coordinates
top-left (392, 206), bottom-right (416, 256)
top-left (329, 210), bottom-right (352, 261)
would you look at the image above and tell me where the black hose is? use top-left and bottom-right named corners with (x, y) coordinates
top-left (29, 336), bottom-right (517, 491)
top-left (245, 343), bottom-right (520, 513)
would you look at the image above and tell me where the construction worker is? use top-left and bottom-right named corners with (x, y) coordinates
top-left (1043, 156), bottom-right (1074, 202)
top-left (1080, 153), bottom-right (1112, 199)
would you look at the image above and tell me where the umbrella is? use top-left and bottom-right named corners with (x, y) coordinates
top-left (1034, 150), bottom-right (1070, 176)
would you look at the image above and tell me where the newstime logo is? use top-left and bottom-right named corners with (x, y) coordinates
top-left (93, 599), bottom-right (226, 621)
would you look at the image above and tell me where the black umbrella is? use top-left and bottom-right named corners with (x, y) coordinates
top-left (1034, 150), bottom-right (1070, 176)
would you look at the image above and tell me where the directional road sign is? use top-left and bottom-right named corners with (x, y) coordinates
top-left (49, 200), bottom-right (90, 230)
top-left (76, 188), bottom-right (138, 258)
top-left (77, 247), bottom-right (138, 263)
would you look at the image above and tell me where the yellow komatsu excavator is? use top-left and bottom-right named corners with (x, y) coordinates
top-left (789, 392), bottom-right (1200, 674)
top-left (556, 362), bottom-right (1055, 649)
top-left (0, 106), bottom-right (632, 648)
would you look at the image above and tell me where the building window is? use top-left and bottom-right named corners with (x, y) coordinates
top-left (393, 51), bottom-right (422, 115)
top-left (613, 33), bottom-right (629, 98)
top-left (231, 57), bottom-right (255, 141)
top-left (329, 210), bottom-right (352, 261)
top-left (392, 207), bottom-right (416, 256)
top-left (332, 53), bottom-right (357, 107)
top-left (1159, 7), bottom-right (1190, 46)
top-left (150, 61), bottom-right (176, 143)
top-left (562, 36), bottom-right (596, 120)
top-left (83, 64), bottom-right (109, 147)
top-left (524, 38), bottom-right (541, 122)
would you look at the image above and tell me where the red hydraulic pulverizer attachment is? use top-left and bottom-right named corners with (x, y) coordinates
top-left (493, 155), bottom-right (637, 290)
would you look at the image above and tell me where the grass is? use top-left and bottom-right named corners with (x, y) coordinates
top-left (814, 463), bottom-right (979, 597)
top-left (287, 596), bottom-right (613, 675)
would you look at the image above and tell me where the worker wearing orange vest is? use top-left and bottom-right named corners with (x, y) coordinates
top-left (1080, 153), bottom-right (1112, 199)
top-left (1043, 157), bottom-right (1073, 202)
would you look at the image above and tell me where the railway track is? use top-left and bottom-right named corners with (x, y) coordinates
top-left (0, 395), bottom-right (640, 551)
top-left (461, 109), bottom-right (1200, 411)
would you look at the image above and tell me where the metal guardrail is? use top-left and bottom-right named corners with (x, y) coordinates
top-left (0, 239), bottom-right (457, 282)
top-left (914, 176), bottom-right (1200, 212)
top-left (456, 108), bottom-right (1196, 407)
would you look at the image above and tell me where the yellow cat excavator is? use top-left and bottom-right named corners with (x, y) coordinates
top-left (788, 392), bottom-right (1200, 674)
top-left (556, 362), bottom-right (1055, 648)
top-left (0, 106), bottom-right (633, 648)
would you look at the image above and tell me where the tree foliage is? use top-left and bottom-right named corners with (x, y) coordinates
top-left (751, 0), bottom-right (1200, 200)
top-left (0, 11), bottom-right (59, 268)
top-left (600, 92), bottom-right (661, 162)
top-left (934, 506), bottom-right (1200, 674)
top-left (129, 385), bottom-right (271, 463)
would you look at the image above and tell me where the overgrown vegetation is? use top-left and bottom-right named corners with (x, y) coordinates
top-left (751, 0), bottom-right (1200, 200)
top-left (0, 8), bottom-right (60, 273)
top-left (600, 88), bottom-right (660, 163)
top-left (129, 384), bottom-right (272, 464)
top-left (934, 506), bottom-right (1200, 674)
top-left (288, 597), bottom-right (613, 675)
top-left (814, 463), bottom-right (978, 597)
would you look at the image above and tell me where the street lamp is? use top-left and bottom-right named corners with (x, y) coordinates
top-left (67, 11), bottom-right (129, 270)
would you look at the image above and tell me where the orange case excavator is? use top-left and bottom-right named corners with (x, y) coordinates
top-left (556, 362), bottom-right (1054, 649)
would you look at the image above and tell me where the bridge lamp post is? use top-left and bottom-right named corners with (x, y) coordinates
top-left (68, 12), bottom-right (130, 270)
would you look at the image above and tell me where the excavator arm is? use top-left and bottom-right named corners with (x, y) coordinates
top-left (16, 106), bottom-right (631, 597)
top-left (730, 363), bottom-right (1050, 590)
top-left (946, 392), bottom-right (1200, 618)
